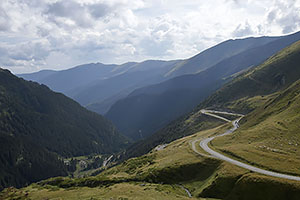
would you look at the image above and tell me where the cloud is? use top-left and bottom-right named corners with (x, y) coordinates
top-left (0, 4), bottom-right (10, 31)
top-left (264, 0), bottom-right (300, 33)
top-left (0, 0), bottom-right (299, 73)
top-left (267, 10), bottom-right (277, 23)
top-left (45, 1), bottom-right (94, 28)
top-left (89, 3), bottom-right (111, 19)
top-left (232, 21), bottom-right (254, 37)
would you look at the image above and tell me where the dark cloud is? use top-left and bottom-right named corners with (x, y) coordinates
top-left (1, 0), bottom-right (300, 74)
top-left (226, 0), bottom-right (242, 6)
top-left (44, 1), bottom-right (114, 29)
top-left (36, 26), bottom-right (50, 37)
top-left (267, 10), bottom-right (277, 23)
top-left (45, 1), bottom-right (93, 28)
top-left (266, 1), bottom-right (300, 34)
top-left (231, 0), bottom-right (241, 4)
top-left (0, 7), bottom-right (10, 31)
top-left (89, 3), bottom-right (111, 19)
top-left (278, 8), bottom-right (300, 34)
top-left (140, 37), bottom-right (173, 57)
top-left (232, 22), bottom-right (254, 37)
top-left (10, 41), bottom-right (50, 61)
top-left (46, 1), bottom-right (81, 18)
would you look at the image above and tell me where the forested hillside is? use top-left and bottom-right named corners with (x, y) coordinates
top-left (0, 69), bottom-right (128, 190)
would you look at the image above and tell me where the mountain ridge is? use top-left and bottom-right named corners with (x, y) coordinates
top-left (106, 31), bottom-right (300, 141)
top-left (0, 68), bottom-right (128, 190)
top-left (120, 39), bottom-right (300, 160)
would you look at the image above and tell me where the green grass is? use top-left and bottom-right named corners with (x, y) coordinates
top-left (3, 119), bottom-right (300, 199)
top-left (212, 79), bottom-right (300, 176)
top-left (0, 183), bottom-right (200, 200)
top-left (2, 41), bottom-right (300, 199)
top-left (201, 40), bottom-right (300, 114)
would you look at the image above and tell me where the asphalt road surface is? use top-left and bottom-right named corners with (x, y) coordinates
top-left (193, 109), bottom-right (300, 181)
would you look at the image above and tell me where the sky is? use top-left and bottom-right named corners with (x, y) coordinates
top-left (0, 0), bottom-right (300, 74)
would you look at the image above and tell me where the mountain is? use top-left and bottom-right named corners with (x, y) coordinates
top-left (18, 35), bottom-right (282, 115)
top-left (73, 60), bottom-right (179, 109)
top-left (0, 69), bottom-right (128, 190)
top-left (78, 36), bottom-right (281, 114)
top-left (121, 39), bottom-right (300, 159)
top-left (6, 75), bottom-right (300, 199)
top-left (200, 39), bottom-right (300, 111)
top-left (106, 31), bottom-right (300, 141)
top-left (165, 36), bottom-right (279, 77)
top-left (19, 69), bottom-right (57, 82)
top-left (84, 36), bottom-right (284, 115)
top-left (3, 36), bottom-right (300, 200)
top-left (19, 62), bottom-right (137, 98)
top-left (19, 60), bottom-right (180, 114)
top-left (0, 135), bottom-right (67, 191)
top-left (18, 35), bottom-right (285, 117)
top-left (212, 78), bottom-right (300, 177)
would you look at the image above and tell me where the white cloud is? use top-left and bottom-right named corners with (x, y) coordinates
top-left (265, 0), bottom-right (300, 34)
top-left (0, 0), bottom-right (299, 73)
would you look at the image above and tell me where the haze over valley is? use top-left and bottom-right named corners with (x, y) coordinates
top-left (1, 0), bottom-right (300, 199)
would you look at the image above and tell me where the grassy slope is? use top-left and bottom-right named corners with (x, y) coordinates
top-left (121, 114), bottom-right (224, 161)
top-left (3, 123), bottom-right (300, 199)
top-left (1, 183), bottom-right (198, 200)
top-left (195, 40), bottom-right (300, 177)
top-left (200, 40), bottom-right (300, 113)
top-left (106, 32), bottom-right (300, 144)
top-left (121, 39), bottom-right (300, 161)
top-left (212, 79), bottom-right (300, 176)
top-left (2, 39), bottom-right (300, 199)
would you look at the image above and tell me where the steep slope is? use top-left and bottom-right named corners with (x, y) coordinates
top-left (6, 123), bottom-right (300, 200)
top-left (84, 36), bottom-right (283, 114)
top-left (106, 31), bottom-right (300, 141)
top-left (3, 40), bottom-right (300, 199)
top-left (74, 60), bottom-right (179, 108)
top-left (19, 62), bottom-right (137, 97)
top-left (212, 79), bottom-right (300, 176)
top-left (19, 69), bottom-right (57, 82)
top-left (19, 35), bottom-right (282, 114)
top-left (19, 60), bottom-right (179, 114)
top-left (0, 135), bottom-right (67, 191)
top-left (122, 39), bottom-right (300, 159)
top-left (165, 35), bottom-right (279, 77)
top-left (200, 39), bottom-right (300, 111)
top-left (0, 68), bottom-right (128, 189)
top-left (106, 78), bottom-right (222, 140)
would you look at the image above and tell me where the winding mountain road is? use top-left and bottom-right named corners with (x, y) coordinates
top-left (192, 109), bottom-right (300, 181)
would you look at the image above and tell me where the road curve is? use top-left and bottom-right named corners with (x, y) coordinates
top-left (193, 109), bottom-right (300, 182)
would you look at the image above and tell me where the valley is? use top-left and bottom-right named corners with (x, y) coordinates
top-left (1, 25), bottom-right (300, 199)
top-left (195, 109), bottom-right (300, 181)
top-left (2, 114), bottom-right (300, 199)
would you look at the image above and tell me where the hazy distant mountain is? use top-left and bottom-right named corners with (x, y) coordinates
top-left (18, 32), bottom-right (300, 142)
top-left (86, 36), bottom-right (280, 114)
top-left (106, 31), bottom-right (300, 141)
top-left (122, 39), bottom-right (300, 160)
top-left (19, 62), bottom-right (137, 97)
top-left (73, 60), bottom-right (180, 110)
top-left (165, 36), bottom-right (280, 78)
top-left (18, 35), bottom-right (280, 115)
top-left (20, 69), bottom-right (57, 82)
top-left (0, 69), bottom-right (128, 190)
top-left (5, 39), bottom-right (300, 200)
top-left (19, 60), bottom-right (180, 114)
